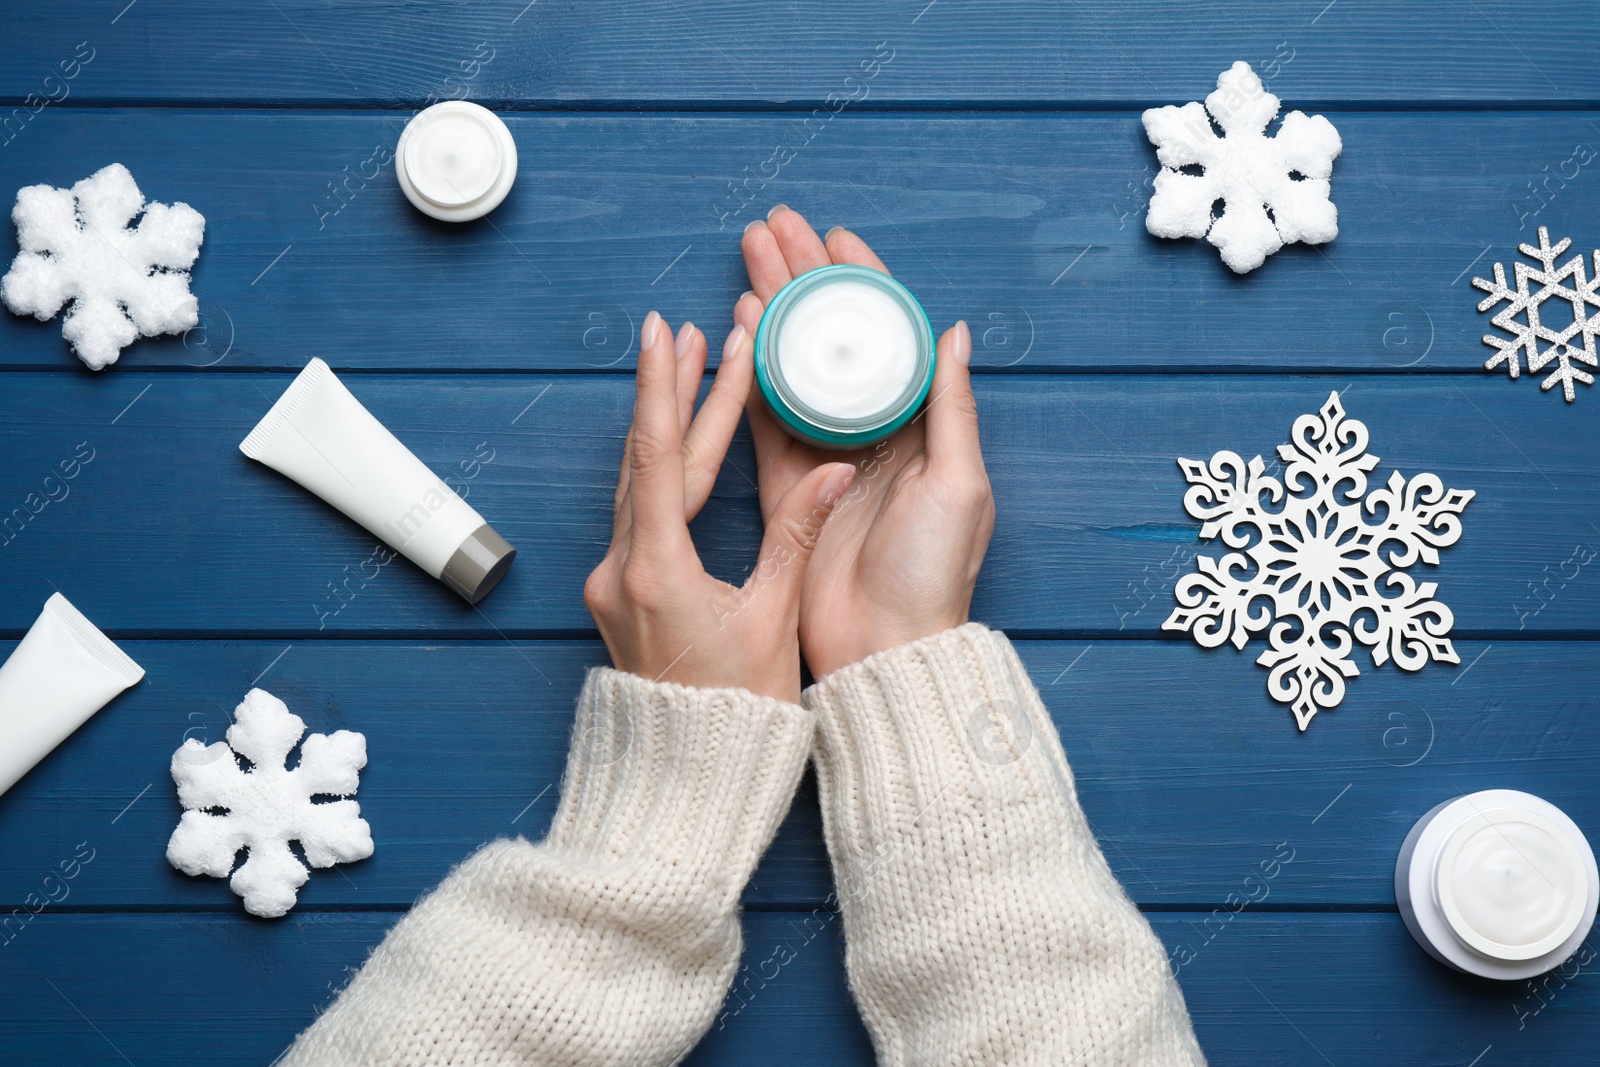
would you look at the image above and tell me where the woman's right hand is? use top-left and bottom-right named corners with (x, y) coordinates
top-left (736, 207), bottom-right (996, 679)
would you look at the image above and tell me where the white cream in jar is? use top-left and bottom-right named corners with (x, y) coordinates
top-left (776, 280), bottom-right (918, 420)
top-left (755, 265), bottom-right (935, 449)
top-left (1397, 790), bottom-right (1597, 979)
top-left (395, 101), bottom-right (518, 222)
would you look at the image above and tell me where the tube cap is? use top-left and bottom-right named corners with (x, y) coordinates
top-left (440, 524), bottom-right (516, 604)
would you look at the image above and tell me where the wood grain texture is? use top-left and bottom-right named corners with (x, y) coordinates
top-left (0, 374), bottom-right (1591, 635)
top-left (2, 110), bottom-right (1597, 370)
top-left (2, 913), bottom-right (1592, 1065)
top-left (0, 639), bottom-right (1591, 910)
top-left (2, 0), bottom-right (1596, 106)
top-left (2, 2), bottom-right (1599, 1059)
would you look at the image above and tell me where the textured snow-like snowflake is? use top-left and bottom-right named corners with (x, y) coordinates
top-left (1, 163), bottom-right (205, 370)
top-left (1142, 62), bottom-right (1341, 273)
top-left (1472, 227), bottom-right (1600, 402)
top-left (1163, 393), bottom-right (1474, 731)
top-left (167, 688), bottom-right (372, 918)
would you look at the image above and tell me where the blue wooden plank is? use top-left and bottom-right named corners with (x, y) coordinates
top-left (0, 374), bottom-right (1593, 636)
top-left (0, 110), bottom-right (1596, 370)
top-left (1, 912), bottom-right (1593, 1063)
top-left (0, 639), bottom-right (1592, 909)
top-left (0, 1), bottom-right (1590, 1059)
top-left (2, 0), bottom-right (1595, 106)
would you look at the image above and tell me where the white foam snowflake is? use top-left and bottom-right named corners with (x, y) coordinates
top-left (167, 688), bottom-right (372, 918)
top-left (1163, 393), bottom-right (1474, 731)
top-left (1, 163), bottom-right (205, 370)
top-left (1471, 227), bottom-right (1600, 402)
top-left (1142, 61), bottom-right (1341, 273)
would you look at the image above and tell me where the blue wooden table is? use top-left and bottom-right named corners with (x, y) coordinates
top-left (2, 2), bottom-right (1598, 1062)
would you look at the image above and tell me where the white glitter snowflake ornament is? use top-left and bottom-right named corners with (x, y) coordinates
top-left (167, 688), bottom-right (372, 918)
top-left (2, 163), bottom-right (205, 370)
top-left (1142, 62), bottom-right (1341, 273)
top-left (1472, 227), bottom-right (1600, 402)
top-left (1163, 393), bottom-right (1473, 730)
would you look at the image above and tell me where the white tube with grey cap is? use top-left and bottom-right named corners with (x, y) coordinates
top-left (241, 358), bottom-right (515, 604)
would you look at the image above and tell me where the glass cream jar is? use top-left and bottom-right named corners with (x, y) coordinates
top-left (754, 265), bottom-right (935, 449)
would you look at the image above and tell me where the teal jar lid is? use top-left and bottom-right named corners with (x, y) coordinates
top-left (754, 264), bottom-right (936, 450)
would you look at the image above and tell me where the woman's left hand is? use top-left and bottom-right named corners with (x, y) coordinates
top-left (583, 311), bottom-right (855, 703)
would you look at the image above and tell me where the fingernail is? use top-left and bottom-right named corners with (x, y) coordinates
top-left (641, 310), bottom-right (662, 349)
top-left (953, 320), bottom-right (972, 367)
top-left (825, 226), bottom-right (843, 241)
top-left (819, 463), bottom-right (856, 507)
top-left (767, 203), bottom-right (788, 220)
top-left (723, 323), bottom-right (750, 360)
top-left (743, 218), bottom-right (763, 235)
top-left (675, 322), bottom-right (696, 359)
top-left (740, 290), bottom-right (755, 302)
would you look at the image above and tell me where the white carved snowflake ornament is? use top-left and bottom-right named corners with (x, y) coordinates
top-left (2, 163), bottom-right (205, 370)
top-left (1163, 393), bottom-right (1474, 730)
top-left (167, 688), bottom-right (372, 917)
top-left (1472, 227), bottom-right (1599, 402)
top-left (1142, 62), bottom-right (1341, 273)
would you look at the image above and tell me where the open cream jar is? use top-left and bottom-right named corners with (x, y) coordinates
top-left (395, 101), bottom-right (518, 222)
top-left (1396, 789), bottom-right (1597, 980)
top-left (755, 265), bottom-right (935, 449)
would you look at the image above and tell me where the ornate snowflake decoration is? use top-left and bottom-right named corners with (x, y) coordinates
top-left (167, 688), bottom-right (373, 917)
top-left (1141, 61), bottom-right (1341, 273)
top-left (1, 163), bottom-right (205, 370)
top-left (1163, 393), bottom-right (1474, 731)
top-left (1471, 227), bottom-right (1600, 402)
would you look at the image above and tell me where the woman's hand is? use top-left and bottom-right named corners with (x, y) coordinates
top-left (736, 206), bottom-right (995, 680)
top-left (584, 310), bottom-right (855, 703)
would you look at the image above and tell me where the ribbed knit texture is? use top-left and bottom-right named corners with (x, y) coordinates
top-left (807, 624), bottom-right (1207, 1066)
top-left (279, 667), bottom-right (816, 1067)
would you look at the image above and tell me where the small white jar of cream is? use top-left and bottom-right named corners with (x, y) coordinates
top-left (395, 101), bottom-right (517, 222)
top-left (755, 264), bottom-right (935, 449)
top-left (1396, 789), bottom-right (1598, 980)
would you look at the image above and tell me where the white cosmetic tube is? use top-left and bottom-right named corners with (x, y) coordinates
top-left (241, 358), bottom-right (515, 604)
top-left (0, 594), bottom-right (145, 798)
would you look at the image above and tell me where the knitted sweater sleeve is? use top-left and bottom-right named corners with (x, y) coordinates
top-left (279, 667), bottom-right (816, 1067)
top-left (806, 624), bottom-right (1207, 1066)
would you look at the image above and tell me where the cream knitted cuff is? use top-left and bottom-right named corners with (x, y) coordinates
top-left (280, 668), bottom-right (816, 1067)
top-left (545, 666), bottom-right (818, 902)
top-left (806, 625), bottom-right (1206, 1067)
top-left (807, 622), bottom-right (1079, 865)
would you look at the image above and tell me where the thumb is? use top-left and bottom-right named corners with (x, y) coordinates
top-left (925, 321), bottom-right (981, 475)
top-left (746, 461), bottom-right (855, 615)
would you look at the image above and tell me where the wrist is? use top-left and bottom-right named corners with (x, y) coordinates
top-left (605, 642), bottom-right (801, 705)
top-left (809, 613), bottom-right (970, 681)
